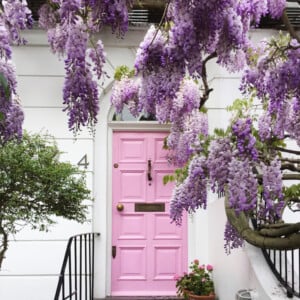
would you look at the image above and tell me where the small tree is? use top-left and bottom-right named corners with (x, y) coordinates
top-left (0, 131), bottom-right (90, 269)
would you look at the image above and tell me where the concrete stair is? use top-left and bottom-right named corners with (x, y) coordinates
top-left (98, 297), bottom-right (181, 300)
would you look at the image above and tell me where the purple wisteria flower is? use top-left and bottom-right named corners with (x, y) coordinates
top-left (170, 156), bottom-right (208, 225)
top-left (111, 76), bottom-right (141, 118)
top-left (86, 40), bottom-right (107, 80)
top-left (0, 21), bottom-right (12, 58)
top-left (0, 0), bottom-right (32, 143)
top-left (224, 221), bottom-right (244, 254)
top-left (1, 0), bottom-right (33, 44)
top-left (170, 78), bottom-right (200, 122)
top-left (286, 97), bottom-right (300, 146)
top-left (38, 3), bottom-right (59, 30)
top-left (242, 38), bottom-right (300, 142)
top-left (63, 23), bottom-right (99, 132)
top-left (227, 157), bottom-right (258, 214)
top-left (0, 101), bottom-right (24, 143)
top-left (167, 110), bottom-right (208, 166)
top-left (259, 158), bottom-right (284, 222)
top-left (232, 118), bottom-right (258, 160)
top-left (39, 0), bottom-right (132, 134)
top-left (267, 0), bottom-right (286, 19)
top-left (208, 137), bottom-right (233, 193)
top-left (258, 113), bottom-right (272, 141)
top-left (99, 0), bottom-right (132, 36)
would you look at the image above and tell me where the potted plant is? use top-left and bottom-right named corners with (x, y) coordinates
top-left (175, 259), bottom-right (215, 300)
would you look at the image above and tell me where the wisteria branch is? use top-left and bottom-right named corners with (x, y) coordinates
top-left (259, 222), bottom-right (300, 237)
top-left (281, 163), bottom-right (300, 172)
top-left (200, 52), bottom-right (217, 107)
top-left (282, 9), bottom-right (300, 43)
top-left (280, 157), bottom-right (300, 164)
top-left (225, 196), bottom-right (300, 250)
top-left (149, 0), bottom-right (170, 45)
top-left (275, 147), bottom-right (300, 155)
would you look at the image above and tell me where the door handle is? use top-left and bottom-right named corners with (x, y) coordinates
top-left (116, 202), bottom-right (124, 212)
top-left (147, 159), bottom-right (152, 181)
top-left (112, 246), bottom-right (117, 259)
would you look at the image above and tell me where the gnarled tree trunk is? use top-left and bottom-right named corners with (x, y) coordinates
top-left (0, 222), bottom-right (8, 270)
top-left (225, 196), bottom-right (300, 250)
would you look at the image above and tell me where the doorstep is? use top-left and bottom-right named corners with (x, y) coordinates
top-left (97, 297), bottom-right (182, 300)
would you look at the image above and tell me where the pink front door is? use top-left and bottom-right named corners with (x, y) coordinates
top-left (111, 131), bottom-right (187, 296)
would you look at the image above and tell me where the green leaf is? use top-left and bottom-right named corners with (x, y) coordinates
top-left (200, 106), bottom-right (208, 113)
top-left (213, 128), bottom-right (226, 137)
top-left (163, 175), bottom-right (170, 185)
top-left (114, 65), bottom-right (135, 80)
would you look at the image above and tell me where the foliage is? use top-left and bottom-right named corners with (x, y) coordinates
top-left (108, 2), bottom-right (300, 251)
top-left (175, 259), bottom-right (214, 298)
top-left (0, 0), bottom-right (299, 251)
top-left (0, 131), bottom-right (91, 268)
top-left (114, 65), bottom-right (135, 81)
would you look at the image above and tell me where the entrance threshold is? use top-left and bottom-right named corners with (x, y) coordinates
top-left (98, 297), bottom-right (182, 300)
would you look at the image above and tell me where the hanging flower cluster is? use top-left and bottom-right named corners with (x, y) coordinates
top-left (109, 1), bottom-right (298, 251)
top-left (259, 158), bottom-right (284, 223)
top-left (207, 137), bottom-right (232, 194)
top-left (224, 221), bottom-right (244, 254)
top-left (232, 118), bottom-right (258, 161)
top-left (170, 156), bottom-right (208, 225)
top-left (169, 101), bottom-right (290, 250)
top-left (242, 36), bottom-right (300, 141)
top-left (0, 0), bottom-right (32, 143)
top-left (3, 0), bottom-right (298, 252)
top-left (38, 0), bottom-right (132, 133)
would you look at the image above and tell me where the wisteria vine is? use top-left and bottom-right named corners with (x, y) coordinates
top-left (38, 0), bottom-right (133, 133)
top-left (0, 0), bottom-right (32, 143)
top-left (110, 0), bottom-right (300, 251)
top-left (1, 0), bottom-right (299, 251)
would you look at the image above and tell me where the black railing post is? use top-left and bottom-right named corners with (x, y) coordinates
top-left (74, 236), bottom-right (78, 300)
top-left (299, 249), bottom-right (300, 297)
top-left (88, 234), bottom-right (92, 300)
top-left (85, 234), bottom-right (88, 300)
top-left (91, 233), bottom-right (95, 300)
top-left (69, 247), bottom-right (72, 298)
top-left (54, 233), bottom-right (100, 300)
top-left (292, 250), bottom-right (295, 294)
top-left (79, 235), bottom-right (82, 300)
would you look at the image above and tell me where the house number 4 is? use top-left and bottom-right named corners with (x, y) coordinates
top-left (77, 154), bottom-right (89, 169)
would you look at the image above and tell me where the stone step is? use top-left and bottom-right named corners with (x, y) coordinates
top-left (97, 297), bottom-right (181, 300)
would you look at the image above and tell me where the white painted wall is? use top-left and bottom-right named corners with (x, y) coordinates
top-left (0, 26), bottom-right (294, 300)
top-left (0, 27), bottom-right (148, 300)
top-left (0, 34), bottom-right (94, 300)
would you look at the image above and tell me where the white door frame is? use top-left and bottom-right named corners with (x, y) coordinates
top-left (93, 90), bottom-right (199, 298)
top-left (106, 121), bottom-right (171, 296)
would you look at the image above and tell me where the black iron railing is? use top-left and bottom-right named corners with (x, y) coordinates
top-left (54, 232), bottom-right (100, 300)
top-left (262, 248), bottom-right (300, 298)
top-left (251, 213), bottom-right (300, 298)
top-left (219, 191), bottom-right (300, 298)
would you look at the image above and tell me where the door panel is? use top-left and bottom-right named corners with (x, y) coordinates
top-left (111, 131), bottom-right (187, 296)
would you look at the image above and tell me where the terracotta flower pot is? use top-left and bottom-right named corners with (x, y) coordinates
top-left (187, 293), bottom-right (216, 300)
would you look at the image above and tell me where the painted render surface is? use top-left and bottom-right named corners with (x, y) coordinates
top-left (0, 27), bottom-right (289, 300)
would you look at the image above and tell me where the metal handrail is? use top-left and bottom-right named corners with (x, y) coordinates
top-left (252, 207), bottom-right (299, 298)
top-left (261, 248), bottom-right (300, 298)
top-left (54, 232), bottom-right (100, 300)
top-left (219, 191), bottom-right (300, 298)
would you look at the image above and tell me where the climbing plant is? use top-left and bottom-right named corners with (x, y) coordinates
top-left (0, 0), bottom-right (299, 251)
